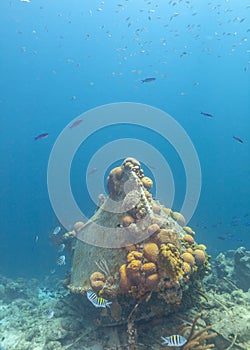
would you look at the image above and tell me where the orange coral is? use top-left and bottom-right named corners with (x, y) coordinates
top-left (127, 251), bottom-right (143, 262)
top-left (142, 262), bottom-right (157, 275)
top-left (141, 176), bottom-right (153, 190)
top-left (193, 249), bottom-right (206, 265)
top-left (172, 211), bottom-right (186, 226)
top-left (145, 273), bottom-right (159, 290)
top-left (143, 243), bottom-right (159, 262)
top-left (182, 252), bottom-right (195, 266)
top-left (122, 215), bottom-right (134, 227)
top-left (119, 264), bottom-right (131, 292)
top-left (127, 259), bottom-right (141, 273)
top-left (182, 262), bottom-right (192, 274)
top-left (126, 259), bottom-right (142, 284)
top-left (90, 272), bottom-right (105, 293)
top-left (183, 234), bottom-right (195, 245)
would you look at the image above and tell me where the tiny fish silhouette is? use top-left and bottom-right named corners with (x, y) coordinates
top-left (233, 136), bottom-right (243, 144)
top-left (200, 111), bottom-right (213, 118)
top-left (69, 119), bottom-right (82, 129)
top-left (34, 133), bottom-right (49, 140)
top-left (141, 77), bottom-right (156, 83)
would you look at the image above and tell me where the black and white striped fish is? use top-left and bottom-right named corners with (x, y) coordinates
top-left (161, 334), bottom-right (187, 347)
top-left (86, 291), bottom-right (112, 308)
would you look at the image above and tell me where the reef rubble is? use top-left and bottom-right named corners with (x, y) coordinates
top-left (0, 254), bottom-right (249, 350)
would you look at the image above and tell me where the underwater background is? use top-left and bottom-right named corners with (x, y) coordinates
top-left (0, 0), bottom-right (249, 280)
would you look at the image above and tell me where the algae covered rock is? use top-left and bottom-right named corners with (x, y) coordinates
top-left (234, 246), bottom-right (250, 291)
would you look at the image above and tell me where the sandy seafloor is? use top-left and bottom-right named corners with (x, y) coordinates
top-left (0, 247), bottom-right (249, 350)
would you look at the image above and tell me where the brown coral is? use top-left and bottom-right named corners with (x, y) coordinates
top-left (141, 262), bottom-right (157, 275)
top-left (90, 272), bottom-right (105, 293)
top-left (159, 243), bottom-right (183, 281)
top-left (172, 211), bottom-right (186, 226)
top-left (183, 234), bottom-right (195, 245)
top-left (143, 243), bottom-right (159, 262)
top-left (141, 176), bottom-right (153, 190)
top-left (106, 166), bottom-right (125, 199)
top-left (122, 157), bottom-right (141, 172)
top-left (155, 228), bottom-right (180, 247)
top-left (119, 264), bottom-right (131, 292)
top-left (145, 273), bottom-right (159, 290)
top-left (183, 252), bottom-right (195, 266)
top-left (147, 223), bottom-right (160, 236)
top-left (193, 249), bottom-right (206, 265)
top-left (122, 215), bottom-right (134, 227)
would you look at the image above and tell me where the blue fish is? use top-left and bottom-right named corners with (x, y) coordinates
top-left (200, 111), bottom-right (213, 118)
top-left (58, 243), bottom-right (65, 252)
top-left (87, 291), bottom-right (112, 308)
top-left (141, 77), bottom-right (156, 83)
top-left (52, 226), bottom-right (61, 235)
top-left (161, 334), bottom-right (187, 347)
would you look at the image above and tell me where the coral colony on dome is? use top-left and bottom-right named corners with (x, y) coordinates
top-left (68, 158), bottom-right (210, 305)
top-left (49, 157), bottom-right (219, 349)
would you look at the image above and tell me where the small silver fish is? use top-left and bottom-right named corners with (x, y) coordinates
top-left (52, 226), bottom-right (61, 235)
top-left (161, 335), bottom-right (187, 347)
top-left (56, 255), bottom-right (66, 266)
top-left (87, 291), bottom-right (112, 308)
top-left (58, 243), bottom-right (65, 252)
top-left (47, 310), bottom-right (54, 319)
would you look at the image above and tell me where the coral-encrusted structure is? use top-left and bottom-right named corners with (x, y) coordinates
top-left (67, 157), bottom-right (210, 323)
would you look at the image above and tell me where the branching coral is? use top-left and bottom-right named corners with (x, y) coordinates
top-left (177, 311), bottom-right (217, 350)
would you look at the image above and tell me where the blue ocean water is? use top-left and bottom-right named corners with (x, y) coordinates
top-left (0, 0), bottom-right (249, 278)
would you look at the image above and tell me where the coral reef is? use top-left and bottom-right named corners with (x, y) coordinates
top-left (0, 265), bottom-right (249, 350)
top-left (67, 157), bottom-right (211, 322)
top-left (208, 247), bottom-right (250, 291)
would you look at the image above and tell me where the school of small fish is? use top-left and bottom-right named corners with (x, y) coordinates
top-left (24, 0), bottom-right (248, 145)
